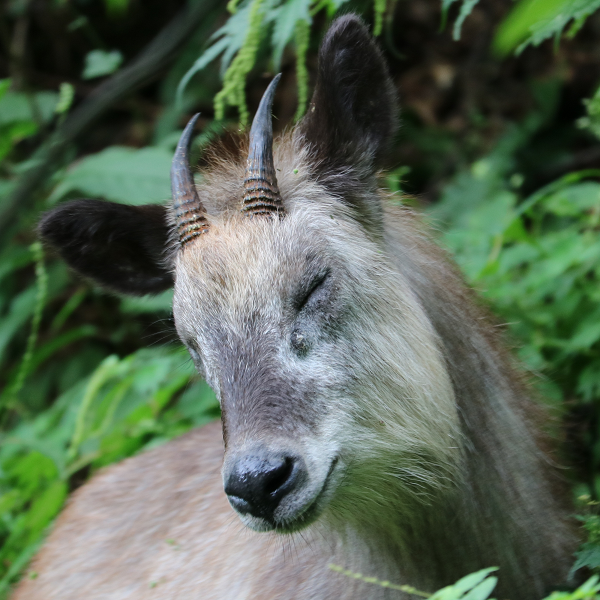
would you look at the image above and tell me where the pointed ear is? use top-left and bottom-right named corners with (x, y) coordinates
top-left (39, 200), bottom-right (173, 295)
top-left (300, 14), bottom-right (397, 175)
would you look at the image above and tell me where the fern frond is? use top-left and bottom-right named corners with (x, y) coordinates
top-left (373, 0), bottom-right (386, 36)
top-left (215, 0), bottom-right (266, 126)
top-left (294, 19), bottom-right (310, 121)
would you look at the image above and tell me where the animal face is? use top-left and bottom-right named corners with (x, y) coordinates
top-left (39, 15), bottom-right (461, 536)
top-left (171, 189), bottom-right (459, 532)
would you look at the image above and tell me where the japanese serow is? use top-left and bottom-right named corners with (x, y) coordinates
top-left (14, 15), bottom-right (577, 600)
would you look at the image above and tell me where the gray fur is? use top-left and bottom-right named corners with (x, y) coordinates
top-left (19, 15), bottom-right (577, 600)
top-left (169, 133), bottom-right (576, 597)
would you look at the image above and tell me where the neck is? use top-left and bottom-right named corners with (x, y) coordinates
top-left (351, 207), bottom-right (580, 597)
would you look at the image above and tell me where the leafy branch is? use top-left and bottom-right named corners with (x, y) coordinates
top-left (177, 0), bottom-right (392, 126)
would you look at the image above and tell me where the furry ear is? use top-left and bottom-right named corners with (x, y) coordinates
top-left (300, 15), bottom-right (397, 172)
top-left (39, 200), bottom-right (173, 295)
top-left (297, 15), bottom-right (397, 231)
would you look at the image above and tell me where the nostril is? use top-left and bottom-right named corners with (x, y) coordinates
top-left (264, 456), bottom-right (294, 496)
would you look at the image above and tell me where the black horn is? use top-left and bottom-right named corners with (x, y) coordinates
top-left (172, 113), bottom-right (209, 246)
top-left (242, 74), bottom-right (284, 217)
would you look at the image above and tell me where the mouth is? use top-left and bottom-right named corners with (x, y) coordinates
top-left (271, 456), bottom-right (339, 534)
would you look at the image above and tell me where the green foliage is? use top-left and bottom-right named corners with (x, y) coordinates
top-left (0, 84), bottom-right (59, 161)
top-left (577, 84), bottom-right (600, 140)
top-left (330, 564), bottom-right (499, 599)
top-left (0, 345), bottom-right (218, 593)
top-left (544, 576), bottom-right (600, 599)
top-left (0, 111), bottom-right (214, 588)
top-left (271, 0), bottom-right (312, 70)
top-left (3, 243), bottom-right (47, 410)
top-left (82, 50), bottom-right (124, 80)
top-left (214, 0), bottom-right (268, 125)
top-left (372, 0), bottom-right (387, 36)
top-left (178, 0), bottom-right (405, 125)
top-left (442, 0), bottom-right (600, 53)
top-left (49, 146), bottom-right (173, 205)
top-left (104, 0), bottom-right (130, 18)
top-left (441, 0), bottom-right (482, 40)
top-left (332, 563), bottom-right (600, 600)
top-left (494, 0), bottom-right (600, 55)
top-left (572, 502), bottom-right (600, 574)
top-left (0, 89), bottom-right (59, 126)
top-left (2, 0), bottom-right (600, 595)
top-left (436, 161), bottom-right (600, 403)
top-left (294, 18), bottom-right (310, 121)
top-left (54, 83), bottom-right (75, 117)
top-left (0, 72), bottom-right (215, 592)
top-left (190, 0), bottom-right (319, 124)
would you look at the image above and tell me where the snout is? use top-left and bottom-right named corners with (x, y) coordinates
top-left (223, 442), bottom-right (341, 533)
top-left (224, 450), bottom-right (307, 525)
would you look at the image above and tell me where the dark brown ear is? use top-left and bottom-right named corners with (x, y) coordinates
top-left (298, 15), bottom-right (397, 231)
top-left (39, 200), bottom-right (173, 295)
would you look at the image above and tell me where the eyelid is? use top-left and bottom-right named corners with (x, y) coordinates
top-left (187, 342), bottom-right (202, 362)
top-left (297, 270), bottom-right (330, 311)
top-left (186, 344), bottom-right (206, 377)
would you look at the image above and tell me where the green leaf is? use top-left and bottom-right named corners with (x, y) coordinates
top-left (577, 84), bottom-right (600, 140)
top-left (462, 577), bottom-right (498, 600)
top-left (440, 0), bottom-right (482, 39)
top-left (544, 575), bottom-right (600, 599)
top-left (0, 539), bottom-right (42, 595)
top-left (577, 361), bottom-right (600, 401)
top-left (82, 49), bottom-right (124, 79)
top-left (49, 146), bottom-right (173, 205)
top-left (176, 36), bottom-right (231, 106)
top-left (310, 0), bottom-right (349, 17)
top-left (0, 289), bottom-right (38, 366)
top-left (0, 477), bottom-right (67, 586)
top-left (429, 568), bottom-right (498, 600)
top-left (120, 290), bottom-right (173, 314)
top-left (55, 82), bottom-right (75, 115)
top-left (0, 78), bottom-right (11, 101)
top-left (0, 90), bottom-right (59, 125)
top-left (176, 380), bottom-right (219, 424)
top-left (578, 574), bottom-right (600, 593)
top-left (0, 326), bottom-right (97, 406)
top-left (451, 568), bottom-right (499, 595)
top-left (0, 179), bottom-right (15, 206)
top-left (453, 0), bottom-right (481, 40)
top-left (543, 181), bottom-right (600, 216)
top-left (188, 1), bottom-right (253, 82)
top-left (494, 0), bottom-right (600, 56)
top-left (572, 544), bottom-right (600, 573)
top-left (19, 480), bottom-right (67, 547)
top-left (567, 306), bottom-right (600, 351)
top-left (441, 0), bottom-right (459, 27)
top-left (0, 245), bottom-right (33, 285)
top-left (271, 0), bottom-right (311, 69)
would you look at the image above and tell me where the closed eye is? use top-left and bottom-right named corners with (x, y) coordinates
top-left (186, 343), bottom-right (203, 368)
top-left (296, 270), bottom-right (330, 312)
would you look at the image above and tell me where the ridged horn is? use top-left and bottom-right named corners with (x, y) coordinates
top-left (172, 113), bottom-right (209, 246)
top-left (243, 74), bottom-right (284, 217)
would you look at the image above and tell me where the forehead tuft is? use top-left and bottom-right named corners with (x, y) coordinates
top-left (181, 131), bottom-right (310, 220)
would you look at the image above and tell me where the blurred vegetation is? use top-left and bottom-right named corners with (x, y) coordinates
top-left (0, 0), bottom-right (600, 596)
top-left (331, 564), bottom-right (600, 599)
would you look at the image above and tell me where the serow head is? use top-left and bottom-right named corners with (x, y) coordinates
top-left (40, 16), bottom-right (460, 534)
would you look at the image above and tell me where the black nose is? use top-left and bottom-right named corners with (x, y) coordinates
top-left (224, 451), bottom-right (304, 522)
